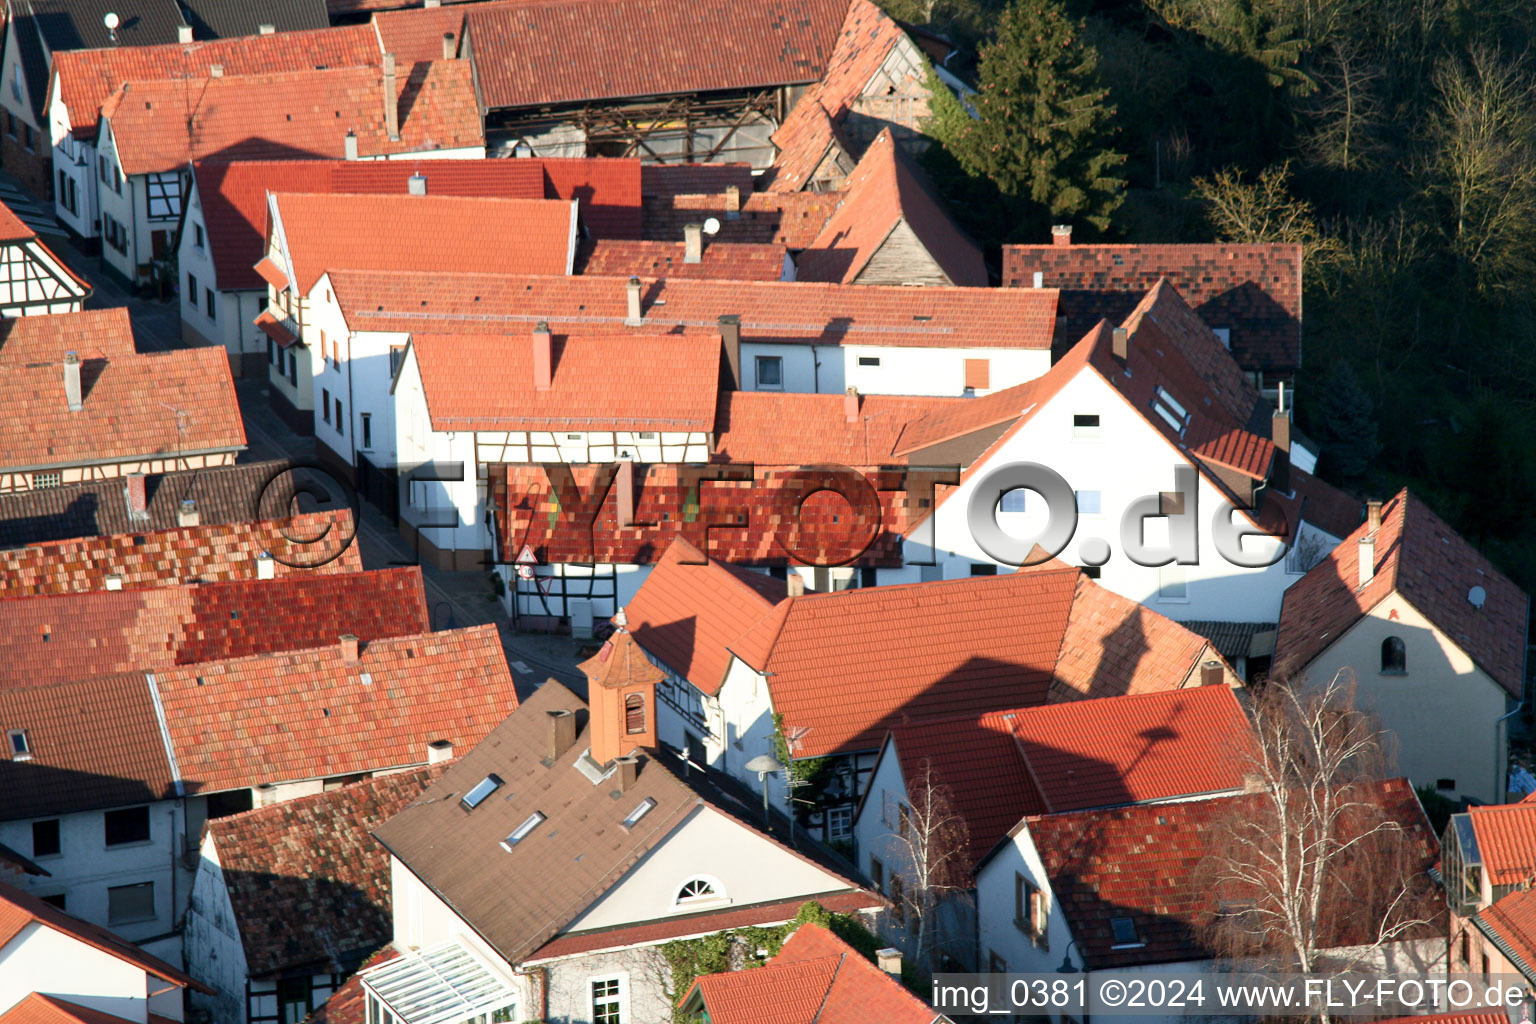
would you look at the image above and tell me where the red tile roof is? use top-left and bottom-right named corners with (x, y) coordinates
top-left (713, 390), bottom-right (960, 465)
top-left (371, 2), bottom-right (474, 62)
top-left (796, 129), bottom-right (985, 287)
top-left (575, 239), bottom-right (787, 281)
top-left (0, 995), bottom-right (137, 1024)
top-left (538, 157), bottom-right (643, 239)
top-left (0, 566), bottom-right (429, 689)
top-left (156, 624), bottom-right (518, 793)
top-left (101, 61), bottom-right (483, 175)
top-left (49, 24), bottom-right (381, 141)
top-left (329, 270), bottom-right (1058, 349)
top-left (0, 879), bottom-right (201, 987)
top-left (686, 922), bottom-right (938, 1024)
top-left (0, 509), bottom-right (363, 596)
top-left (208, 762), bottom-right (448, 975)
top-left (309, 948), bottom-right (400, 1024)
top-left (1276, 489), bottom-right (1528, 698)
top-left (642, 164), bottom-right (755, 202)
top-left (411, 330), bottom-right (720, 432)
top-left (1002, 241), bottom-right (1303, 373)
top-left (1478, 887), bottom-right (1536, 977)
top-left (0, 307), bottom-right (136, 363)
top-left (766, 93), bottom-right (846, 193)
top-left (0, 347), bottom-right (246, 473)
top-left (1023, 777), bottom-right (1434, 969)
top-left (1466, 802), bottom-right (1536, 885)
top-left (462, 0), bottom-right (848, 109)
top-left (271, 193), bottom-right (575, 294)
top-left (814, 0), bottom-right (914, 119)
top-left (1052, 574), bottom-right (1217, 701)
top-left (647, 190), bottom-right (845, 249)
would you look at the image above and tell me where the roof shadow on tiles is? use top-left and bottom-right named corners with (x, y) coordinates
top-left (218, 868), bottom-right (387, 979)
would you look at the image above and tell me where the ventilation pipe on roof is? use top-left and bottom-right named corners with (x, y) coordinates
top-left (1367, 499), bottom-right (1382, 534)
top-left (441, 31), bottom-right (455, 58)
top-left (63, 352), bottom-right (82, 411)
top-left (257, 22), bottom-right (275, 34)
top-left (407, 173), bottom-right (427, 196)
top-left (340, 633), bottom-right (361, 664)
top-left (877, 949), bottom-right (902, 976)
top-left (1111, 326), bottom-right (1128, 365)
top-left (1358, 535), bottom-right (1375, 588)
top-left (177, 498), bottom-right (200, 528)
top-left (1052, 224), bottom-right (1072, 246)
top-left (548, 709), bottom-right (577, 761)
top-left (844, 386), bottom-right (860, 424)
top-left (718, 314), bottom-right (741, 390)
top-left (382, 53), bottom-right (400, 143)
top-left (624, 276), bottom-right (643, 325)
top-left (787, 572), bottom-right (805, 598)
top-left (684, 222), bottom-right (704, 264)
top-left (176, 23), bottom-right (192, 43)
top-left (1200, 660), bottom-right (1224, 687)
top-left (427, 739), bottom-right (454, 764)
top-left (209, 64), bottom-right (223, 77)
top-left (532, 321), bottom-right (552, 392)
top-left (724, 185), bottom-right (741, 219)
top-left (343, 131), bottom-right (358, 161)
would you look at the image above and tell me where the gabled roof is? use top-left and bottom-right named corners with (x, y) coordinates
top-left (50, 24), bottom-right (379, 140)
top-left (685, 921), bottom-right (939, 1024)
top-left (373, 681), bottom-right (869, 966)
top-left (1476, 887), bottom-right (1536, 981)
top-left (0, 307), bottom-right (135, 364)
top-left (9, 0), bottom-right (182, 121)
top-left (0, 508), bottom-right (362, 596)
top-left (272, 193), bottom-right (574, 295)
top-left (0, 458), bottom-right (308, 546)
top-left (410, 330), bottom-right (720, 432)
top-left (208, 762), bottom-right (448, 976)
top-left (0, 566), bottom-right (429, 688)
top-left (1465, 802), bottom-right (1536, 885)
top-left (1002, 240), bottom-right (1304, 373)
top-left (1276, 489), bottom-right (1528, 698)
top-left (462, 0), bottom-right (848, 110)
top-left (1052, 573), bottom-right (1216, 702)
top-left (370, 2), bottom-right (473, 62)
top-left (575, 239), bottom-right (786, 281)
top-left (796, 129), bottom-right (985, 287)
top-left (814, 0), bottom-right (915, 119)
top-left (766, 93), bottom-right (847, 194)
top-left (101, 61), bottom-right (482, 175)
top-left (0, 995), bottom-right (137, 1024)
top-left (0, 347), bottom-right (246, 473)
top-left (329, 270), bottom-right (1057, 350)
top-left (713, 390), bottom-right (959, 465)
top-left (0, 879), bottom-right (201, 988)
top-left (156, 623), bottom-right (517, 794)
top-left (0, 204), bottom-right (90, 301)
top-left (1023, 777), bottom-right (1433, 969)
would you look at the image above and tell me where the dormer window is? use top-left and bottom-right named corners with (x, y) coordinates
top-left (675, 875), bottom-right (725, 906)
top-left (461, 774), bottom-right (503, 811)
top-left (8, 729), bottom-right (30, 760)
top-left (1152, 387), bottom-right (1189, 435)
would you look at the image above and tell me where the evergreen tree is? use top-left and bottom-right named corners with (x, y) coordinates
top-left (950, 0), bottom-right (1126, 231)
top-left (1314, 360), bottom-right (1380, 480)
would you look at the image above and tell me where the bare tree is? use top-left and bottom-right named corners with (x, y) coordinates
top-left (1302, 38), bottom-right (1388, 175)
top-left (1202, 672), bottom-right (1440, 1023)
top-left (884, 759), bottom-right (972, 972)
top-left (1192, 162), bottom-right (1340, 269)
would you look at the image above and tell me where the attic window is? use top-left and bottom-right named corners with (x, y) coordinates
top-left (8, 729), bottom-right (30, 760)
top-left (1152, 387), bottom-right (1189, 435)
top-left (1073, 414), bottom-right (1100, 439)
top-left (675, 876), bottom-right (723, 904)
top-left (621, 797), bottom-right (656, 830)
top-left (1110, 916), bottom-right (1143, 947)
top-left (500, 811), bottom-right (546, 850)
top-left (461, 773), bottom-right (503, 811)
top-left (638, 432), bottom-right (657, 439)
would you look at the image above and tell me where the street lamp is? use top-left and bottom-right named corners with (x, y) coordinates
top-left (1056, 937), bottom-right (1081, 974)
top-left (745, 753), bottom-right (782, 828)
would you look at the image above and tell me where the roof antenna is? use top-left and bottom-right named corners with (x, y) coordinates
top-left (103, 11), bottom-right (120, 44)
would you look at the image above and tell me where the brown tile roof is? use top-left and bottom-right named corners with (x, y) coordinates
top-left (329, 270), bottom-right (1057, 349)
top-left (1002, 241), bottom-right (1303, 374)
top-left (0, 509), bottom-right (362, 596)
top-left (411, 330), bottom-right (721, 432)
top-left (1276, 489), bottom-right (1529, 697)
top-left (575, 239), bottom-right (787, 281)
top-left (0, 347), bottom-right (246, 473)
top-left (646, 190), bottom-right (845, 249)
top-left (1021, 777), bottom-right (1434, 969)
top-left (685, 921), bottom-right (938, 1024)
top-left (101, 61), bottom-right (483, 175)
top-left (0, 566), bottom-right (428, 688)
top-left (577, 629), bottom-right (665, 691)
top-left (0, 459), bottom-right (310, 547)
top-left (796, 129), bottom-right (985, 287)
top-left (0, 881), bottom-right (202, 987)
top-left (462, 0), bottom-right (848, 109)
top-left (0, 308), bottom-right (135, 364)
top-left (157, 624), bottom-right (518, 793)
top-left (49, 24), bottom-right (381, 142)
top-left (272, 193), bottom-right (575, 294)
top-left (208, 763), bottom-right (447, 976)
top-left (374, 681), bottom-right (869, 965)
top-left (1466, 802), bottom-right (1536, 885)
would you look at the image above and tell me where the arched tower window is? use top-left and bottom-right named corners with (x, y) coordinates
top-left (1381, 636), bottom-right (1407, 675)
top-left (624, 693), bottom-right (646, 735)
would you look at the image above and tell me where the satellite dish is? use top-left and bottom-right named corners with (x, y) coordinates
top-left (702, 217), bottom-right (721, 236)
top-left (1468, 585), bottom-right (1487, 608)
top-left (103, 11), bottom-right (120, 28)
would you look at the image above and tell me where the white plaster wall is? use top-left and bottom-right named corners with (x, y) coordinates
top-left (386, 857), bottom-right (529, 1005)
top-left (0, 922), bottom-right (153, 1020)
top-left (177, 188), bottom-right (228, 349)
top-left (712, 658), bottom-right (782, 798)
top-left (563, 806), bottom-right (850, 933)
top-left (975, 827), bottom-right (1072, 977)
top-left (544, 949), bottom-right (671, 1024)
top-left (842, 346), bottom-right (1050, 397)
top-left (852, 738), bottom-right (905, 882)
top-left (96, 125), bottom-right (138, 283)
top-left (183, 835), bottom-right (248, 1024)
top-left (741, 342), bottom-right (840, 394)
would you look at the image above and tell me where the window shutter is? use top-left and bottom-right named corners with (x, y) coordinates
top-left (965, 358), bottom-right (990, 390)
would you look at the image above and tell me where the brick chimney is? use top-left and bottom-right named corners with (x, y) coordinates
top-left (614, 755), bottom-right (639, 792)
top-left (876, 949), bottom-right (902, 976)
top-left (615, 457), bottom-right (635, 527)
top-left (63, 352), bottom-right (82, 411)
top-left (1358, 535), bottom-right (1375, 588)
top-left (787, 572), bottom-right (805, 597)
top-left (176, 23), bottom-right (192, 42)
top-left (718, 314), bottom-right (742, 389)
top-left (125, 473), bottom-right (147, 516)
top-left (340, 633), bottom-right (360, 664)
top-left (1270, 401), bottom-right (1291, 495)
top-left (1111, 326), bottom-right (1129, 364)
top-left (1051, 224), bottom-right (1072, 246)
top-left (382, 53), bottom-right (400, 142)
top-left (257, 22), bottom-right (275, 34)
top-left (407, 173), bottom-right (426, 196)
top-left (724, 185), bottom-right (741, 218)
top-left (1200, 660), bottom-right (1224, 687)
top-left (625, 276), bottom-right (642, 324)
top-left (343, 131), bottom-right (358, 161)
top-left (1367, 499), bottom-right (1382, 533)
top-left (684, 222), bottom-right (703, 264)
top-left (844, 386), bottom-right (860, 424)
top-left (547, 709), bottom-right (577, 761)
top-left (441, 31), bottom-right (455, 59)
top-left (427, 739), bottom-right (454, 764)
top-left (532, 321), bottom-right (552, 391)
top-left (177, 498), bottom-right (199, 527)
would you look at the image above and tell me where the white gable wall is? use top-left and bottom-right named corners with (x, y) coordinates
top-left (842, 345), bottom-right (1048, 397)
top-left (183, 835), bottom-right (247, 1024)
top-left (0, 920), bottom-right (155, 1020)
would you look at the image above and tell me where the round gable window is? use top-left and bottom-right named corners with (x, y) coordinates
top-left (675, 875), bottom-right (725, 906)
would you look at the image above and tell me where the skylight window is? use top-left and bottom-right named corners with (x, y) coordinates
top-left (621, 798), bottom-right (657, 830)
top-left (1110, 916), bottom-right (1143, 947)
top-left (8, 729), bottom-right (30, 760)
top-left (500, 811), bottom-right (546, 850)
top-left (461, 774), bottom-right (503, 811)
top-left (1152, 387), bottom-right (1189, 434)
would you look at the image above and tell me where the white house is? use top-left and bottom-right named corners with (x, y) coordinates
top-left (1275, 490), bottom-right (1530, 805)
top-left (889, 279), bottom-right (1361, 626)
top-left (0, 877), bottom-right (203, 1023)
top-left (366, 656), bottom-right (879, 1024)
top-left (0, 202), bottom-right (88, 314)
